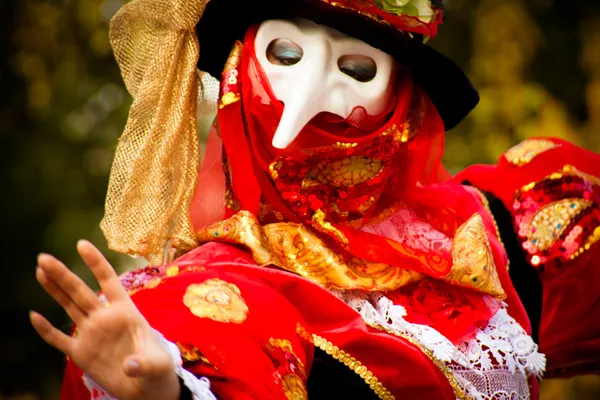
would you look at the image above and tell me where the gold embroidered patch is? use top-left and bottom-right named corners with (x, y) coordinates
top-left (183, 279), bottom-right (248, 324)
top-left (302, 156), bottom-right (384, 188)
top-left (529, 198), bottom-right (593, 251)
top-left (505, 139), bottom-right (560, 166)
top-left (448, 213), bottom-right (506, 299)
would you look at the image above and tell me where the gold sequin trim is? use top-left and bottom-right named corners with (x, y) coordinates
top-left (335, 141), bottom-right (358, 149)
top-left (568, 224), bottom-right (600, 260)
top-left (504, 139), bottom-right (560, 167)
top-left (296, 323), bottom-right (314, 344)
top-left (362, 322), bottom-right (470, 400)
top-left (518, 165), bottom-right (600, 194)
top-left (183, 279), bottom-right (249, 324)
top-left (584, 226), bottom-right (600, 251)
top-left (311, 209), bottom-right (349, 247)
top-left (222, 41), bottom-right (242, 75)
top-left (312, 334), bottom-right (395, 400)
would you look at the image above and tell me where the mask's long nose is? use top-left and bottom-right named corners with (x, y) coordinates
top-left (271, 58), bottom-right (329, 149)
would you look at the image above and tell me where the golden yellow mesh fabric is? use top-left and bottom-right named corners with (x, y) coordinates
top-left (102, 0), bottom-right (209, 264)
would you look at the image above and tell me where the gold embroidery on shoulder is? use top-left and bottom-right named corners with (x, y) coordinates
top-left (183, 279), bottom-right (248, 324)
top-left (505, 139), bottom-right (560, 166)
top-left (312, 334), bottom-right (395, 400)
top-left (449, 213), bottom-right (506, 299)
top-left (529, 198), bottom-right (593, 251)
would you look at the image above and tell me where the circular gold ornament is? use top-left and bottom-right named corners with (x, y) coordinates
top-left (183, 279), bottom-right (248, 324)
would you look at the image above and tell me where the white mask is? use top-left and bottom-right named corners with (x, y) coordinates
top-left (255, 19), bottom-right (397, 149)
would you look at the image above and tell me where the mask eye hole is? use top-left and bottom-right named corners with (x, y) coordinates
top-left (267, 38), bottom-right (304, 66)
top-left (338, 55), bottom-right (377, 82)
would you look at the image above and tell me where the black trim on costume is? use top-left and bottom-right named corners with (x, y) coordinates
top-left (307, 347), bottom-right (380, 400)
top-left (478, 188), bottom-right (544, 343)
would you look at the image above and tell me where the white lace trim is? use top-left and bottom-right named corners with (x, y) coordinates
top-left (83, 330), bottom-right (216, 400)
top-left (336, 291), bottom-right (545, 400)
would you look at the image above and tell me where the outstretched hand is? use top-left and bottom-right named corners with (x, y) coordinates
top-left (30, 240), bottom-right (180, 400)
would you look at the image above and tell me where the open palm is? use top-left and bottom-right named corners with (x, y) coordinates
top-left (30, 240), bottom-right (179, 400)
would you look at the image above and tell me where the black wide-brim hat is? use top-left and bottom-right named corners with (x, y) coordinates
top-left (196, 0), bottom-right (479, 131)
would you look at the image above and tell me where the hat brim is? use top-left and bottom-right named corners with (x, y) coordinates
top-left (196, 0), bottom-right (479, 130)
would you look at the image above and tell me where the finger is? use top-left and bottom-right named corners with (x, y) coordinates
top-left (77, 240), bottom-right (129, 302)
top-left (30, 311), bottom-right (74, 356)
top-left (38, 253), bottom-right (101, 313)
top-left (36, 267), bottom-right (87, 324)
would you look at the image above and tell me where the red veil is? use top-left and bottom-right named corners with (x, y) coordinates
top-left (189, 24), bottom-right (529, 343)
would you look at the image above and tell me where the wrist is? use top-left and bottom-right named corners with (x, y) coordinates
top-left (157, 368), bottom-right (181, 400)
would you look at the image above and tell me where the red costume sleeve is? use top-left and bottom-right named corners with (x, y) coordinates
top-left (457, 137), bottom-right (600, 377)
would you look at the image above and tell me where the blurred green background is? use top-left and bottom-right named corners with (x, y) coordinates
top-left (1, 0), bottom-right (600, 398)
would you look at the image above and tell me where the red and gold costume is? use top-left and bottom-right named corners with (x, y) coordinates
top-left (56, 0), bottom-right (600, 399)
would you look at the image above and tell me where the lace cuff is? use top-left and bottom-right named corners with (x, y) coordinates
top-left (82, 330), bottom-right (216, 400)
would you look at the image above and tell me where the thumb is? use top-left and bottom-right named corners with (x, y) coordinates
top-left (122, 354), bottom-right (174, 378)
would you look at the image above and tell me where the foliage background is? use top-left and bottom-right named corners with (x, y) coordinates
top-left (1, 0), bottom-right (599, 398)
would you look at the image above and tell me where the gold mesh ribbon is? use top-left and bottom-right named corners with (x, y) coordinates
top-left (102, 0), bottom-right (209, 263)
